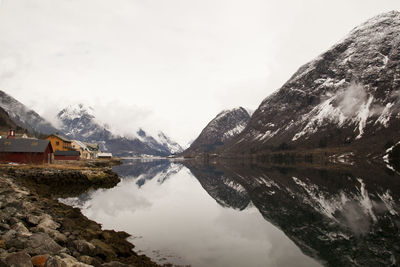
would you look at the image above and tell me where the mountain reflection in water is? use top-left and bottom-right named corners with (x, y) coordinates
top-left (60, 159), bottom-right (400, 267)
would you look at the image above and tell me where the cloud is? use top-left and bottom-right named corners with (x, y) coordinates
top-left (336, 83), bottom-right (368, 117)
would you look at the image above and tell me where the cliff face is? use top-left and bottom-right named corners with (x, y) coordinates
top-left (184, 107), bottom-right (250, 156)
top-left (221, 11), bottom-right (400, 156)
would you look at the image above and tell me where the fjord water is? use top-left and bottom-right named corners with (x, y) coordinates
top-left (61, 159), bottom-right (400, 266)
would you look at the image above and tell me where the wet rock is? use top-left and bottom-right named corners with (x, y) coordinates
top-left (78, 255), bottom-right (102, 266)
top-left (73, 239), bottom-right (97, 256)
top-left (25, 233), bottom-right (63, 255)
top-left (2, 229), bottom-right (17, 243)
top-left (44, 255), bottom-right (92, 267)
top-left (50, 231), bottom-right (68, 245)
top-left (12, 222), bottom-right (32, 237)
top-left (101, 261), bottom-right (132, 267)
top-left (27, 215), bottom-right (41, 226)
top-left (2, 230), bottom-right (28, 250)
top-left (31, 254), bottom-right (49, 267)
top-left (43, 256), bottom-right (63, 267)
top-left (37, 215), bottom-right (60, 230)
top-left (5, 251), bottom-right (33, 267)
top-left (0, 223), bottom-right (9, 231)
top-left (90, 239), bottom-right (117, 259)
top-left (8, 216), bottom-right (19, 225)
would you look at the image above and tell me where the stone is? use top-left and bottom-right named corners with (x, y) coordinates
top-left (90, 239), bottom-right (117, 259)
top-left (0, 223), bottom-right (10, 231)
top-left (101, 261), bottom-right (132, 267)
top-left (0, 239), bottom-right (5, 249)
top-left (8, 216), bottom-right (19, 225)
top-left (31, 254), bottom-right (49, 267)
top-left (27, 215), bottom-right (41, 226)
top-left (37, 215), bottom-right (60, 231)
top-left (78, 255), bottom-right (102, 266)
top-left (24, 233), bottom-right (63, 255)
top-left (5, 251), bottom-right (33, 267)
top-left (50, 231), bottom-right (68, 245)
top-left (44, 255), bottom-right (92, 267)
top-left (2, 229), bottom-right (17, 243)
top-left (12, 222), bottom-right (32, 237)
top-left (43, 256), bottom-right (63, 267)
top-left (73, 239), bottom-right (97, 256)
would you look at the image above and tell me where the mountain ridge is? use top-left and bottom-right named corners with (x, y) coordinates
top-left (183, 107), bottom-right (250, 156)
top-left (218, 11), bottom-right (400, 157)
top-left (57, 103), bottom-right (183, 156)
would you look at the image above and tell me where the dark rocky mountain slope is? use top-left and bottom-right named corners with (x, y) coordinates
top-left (0, 90), bottom-right (59, 135)
top-left (183, 107), bottom-right (250, 156)
top-left (221, 11), bottom-right (400, 157)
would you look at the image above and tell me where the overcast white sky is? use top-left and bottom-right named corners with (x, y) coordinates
top-left (0, 0), bottom-right (398, 144)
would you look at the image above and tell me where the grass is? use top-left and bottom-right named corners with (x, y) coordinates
top-left (0, 158), bottom-right (122, 170)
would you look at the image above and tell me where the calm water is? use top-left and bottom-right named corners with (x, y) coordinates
top-left (61, 159), bottom-right (400, 267)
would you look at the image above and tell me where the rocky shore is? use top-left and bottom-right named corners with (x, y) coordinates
top-left (0, 164), bottom-right (163, 267)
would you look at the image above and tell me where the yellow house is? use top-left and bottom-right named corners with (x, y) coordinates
top-left (71, 140), bottom-right (91, 160)
top-left (45, 134), bottom-right (72, 151)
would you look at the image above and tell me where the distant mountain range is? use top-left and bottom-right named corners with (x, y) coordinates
top-left (0, 91), bottom-right (182, 156)
top-left (185, 11), bottom-right (400, 158)
top-left (56, 104), bottom-right (183, 157)
top-left (183, 107), bottom-right (250, 156)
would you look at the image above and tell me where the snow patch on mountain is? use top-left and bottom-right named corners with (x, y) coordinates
top-left (57, 104), bottom-right (182, 156)
top-left (292, 82), bottom-right (393, 141)
top-left (156, 132), bottom-right (184, 154)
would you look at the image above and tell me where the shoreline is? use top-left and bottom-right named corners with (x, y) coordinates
top-left (0, 160), bottom-right (166, 267)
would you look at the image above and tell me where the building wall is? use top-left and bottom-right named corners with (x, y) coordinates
top-left (71, 141), bottom-right (91, 160)
top-left (46, 136), bottom-right (71, 151)
top-left (0, 151), bottom-right (50, 164)
top-left (54, 155), bottom-right (80, 161)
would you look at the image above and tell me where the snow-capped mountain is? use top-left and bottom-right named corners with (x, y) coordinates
top-left (57, 104), bottom-right (182, 157)
top-left (0, 90), bottom-right (58, 135)
top-left (183, 107), bottom-right (250, 156)
top-left (222, 11), bottom-right (400, 156)
top-left (156, 132), bottom-right (183, 154)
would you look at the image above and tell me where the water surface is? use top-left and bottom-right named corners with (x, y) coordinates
top-left (61, 159), bottom-right (400, 266)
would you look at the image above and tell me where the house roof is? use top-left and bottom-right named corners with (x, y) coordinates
top-left (83, 142), bottom-right (99, 151)
top-left (98, 152), bottom-right (112, 157)
top-left (54, 150), bottom-right (80, 156)
top-left (72, 140), bottom-right (88, 150)
top-left (0, 139), bottom-right (52, 153)
top-left (47, 134), bottom-right (71, 143)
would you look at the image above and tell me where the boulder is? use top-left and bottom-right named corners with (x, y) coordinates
top-left (27, 215), bottom-right (42, 226)
top-left (101, 261), bottom-right (132, 267)
top-left (5, 251), bottom-right (33, 267)
top-left (25, 233), bottom-right (63, 255)
top-left (44, 255), bottom-right (92, 267)
top-left (90, 239), bottom-right (117, 259)
top-left (12, 222), bottom-right (32, 237)
top-left (37, 215), bottom-right (60, 231)
top-left (73, 239), bottom-right (97, 256)
top-left (78, 255), bottom-right (102, 266)
top-left (31, 254), bottom-right (49, 267)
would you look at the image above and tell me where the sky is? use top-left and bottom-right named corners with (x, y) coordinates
top-left (0, 0), bottom-right (399, 145)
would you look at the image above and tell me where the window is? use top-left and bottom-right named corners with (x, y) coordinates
top-left (56, 141), bottom-right (60, 146)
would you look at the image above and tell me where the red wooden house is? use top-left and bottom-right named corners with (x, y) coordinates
top-left (0, 138), bottom-right (53, 164)
top-left (54, 150), bottom-right (80, 161)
